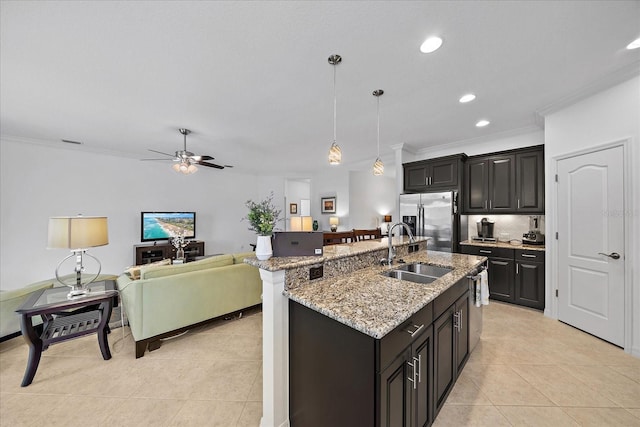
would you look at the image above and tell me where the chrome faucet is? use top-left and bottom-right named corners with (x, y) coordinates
top-left (383, 222), bottom-right (415, 265)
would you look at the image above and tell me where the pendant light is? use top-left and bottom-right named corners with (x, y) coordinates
top-left (328, 54), bottom-right (342, 165)
top-left (372, 89), bottom-right (384, 176)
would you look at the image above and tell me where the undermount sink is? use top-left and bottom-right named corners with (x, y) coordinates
top-left (395, 263), bottom-right (453, 278)
top-left (381, 270), bottom-right (437, 284)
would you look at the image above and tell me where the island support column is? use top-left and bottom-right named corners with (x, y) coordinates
top-left (259, 268), bottom-right (289, 427)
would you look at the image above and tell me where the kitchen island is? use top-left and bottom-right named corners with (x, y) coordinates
top-left (245, 237), bottom-right (486, 427)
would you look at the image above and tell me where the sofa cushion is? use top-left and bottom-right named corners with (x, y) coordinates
top-left (140, 254), bottom-right (234, 280)
top-left (233, 251), bottom-right (256, 264)
top-left (125, 259), bottom-right (171, 280)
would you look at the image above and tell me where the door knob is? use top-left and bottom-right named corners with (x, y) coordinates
top-left (598, 252), bottom-right (621, 260)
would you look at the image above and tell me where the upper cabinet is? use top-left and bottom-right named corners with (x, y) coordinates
top-left (463, 146), bottom-right (544, 214)
top-left (515, 149), bottom-right (545, 213)
top-left (403, 154), bottom-right (466, 193)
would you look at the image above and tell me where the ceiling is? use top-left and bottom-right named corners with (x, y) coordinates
top-left (1, 1), bottom-right (639, 175)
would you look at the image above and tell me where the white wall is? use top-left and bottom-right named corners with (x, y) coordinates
top-left (349, 171), bottom-right (396, 229)
top-left (310, 168), bottom-right (350, 231)
top-left (544, 75), bottom-right (640, 356)
top-left (0, 138), bottom-right (285, 290)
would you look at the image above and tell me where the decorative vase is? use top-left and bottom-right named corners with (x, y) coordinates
top-left (255, 235), bottom-right (273, 260)
top-left (313, 220), bottom-right (319, 231)
top-left (176, 247), bottom-right (185, 259)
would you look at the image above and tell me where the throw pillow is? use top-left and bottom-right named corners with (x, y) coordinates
top-left (124, 259), bottom-right (171, 280)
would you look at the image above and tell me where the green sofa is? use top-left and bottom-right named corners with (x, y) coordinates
top-left (117, 252), bottom-right (262, 358)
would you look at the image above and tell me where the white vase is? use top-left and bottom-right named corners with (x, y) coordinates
top-left (255, 235), bottom-right (273, 260)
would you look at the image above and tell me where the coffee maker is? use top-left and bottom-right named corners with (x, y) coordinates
top-left (475, 217), bottom-right (495, 241)
top-left (522, 215), bottom-right (545, 245)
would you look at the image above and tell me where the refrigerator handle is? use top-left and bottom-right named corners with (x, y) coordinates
top-left (453, 191), bottom-right (458, 215)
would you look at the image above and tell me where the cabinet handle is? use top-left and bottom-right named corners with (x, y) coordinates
top-left (484, 200), bottom-right (487, 209)
top-left (516, 263), bottom-right (519, 274)
top-left (406, 323), bottom-right (425, 337)
top-left (407, 360), bottom-right (417, 390)
top-left (489, 200), bottom-right (492, 210)
top-left (415, 354), bottom-right (422, 383)
top-left (521, 254), bottom-right (536, 258)
top-left (426, 177), bottom-right (429, 186)
top-left (453, 311), bottom-right (460, 331)
top-left (479, 249), bottom-right (492, 254)
top-left (517, 199), bottom-right (520, 209)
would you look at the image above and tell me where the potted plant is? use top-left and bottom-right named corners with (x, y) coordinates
top-left (244, 192), bottom-right (281, 260)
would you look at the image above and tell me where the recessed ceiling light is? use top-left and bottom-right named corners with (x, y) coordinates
top-left (476, 120), bottom-right (490, 127)
top-left (627, 38), bottom-right (640, 50)
top-left (420, 36), bottom-right (443, 53)
top-left (459, 94), bottom-right (476, 103)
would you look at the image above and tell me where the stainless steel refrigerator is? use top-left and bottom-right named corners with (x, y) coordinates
top-left (399, 191), bottom-right (467, 253)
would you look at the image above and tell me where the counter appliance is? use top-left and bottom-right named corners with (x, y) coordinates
top-left (399, 191), bottom-right (467, 253)
top-left (522, 215), bottom-right (545, 245)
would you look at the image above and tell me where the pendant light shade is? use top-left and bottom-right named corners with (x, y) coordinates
top-left (372, 89), bottom-right (384, 176)
top-left (328, 54), bottom-right (342, 165)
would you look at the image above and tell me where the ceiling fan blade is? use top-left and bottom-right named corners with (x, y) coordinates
top-left (148, 149), bottom-right (177, 158)
top-left (140, 158), bottom-right (175, 161)
top-left (190, 155), bottom-right (215, 161)
top-left (198, 161), bottom-right (225, 169)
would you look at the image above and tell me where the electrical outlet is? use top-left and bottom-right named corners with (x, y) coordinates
top-left (309, 265), bottom-right (323, 280)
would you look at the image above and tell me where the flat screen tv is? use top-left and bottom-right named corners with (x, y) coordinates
top-left (141, 212), bottom-right (196, 242)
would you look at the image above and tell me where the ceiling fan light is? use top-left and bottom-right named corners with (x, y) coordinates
top-left (187, 164), bottom-right (198, 174)
top-left (328, 141), bottom-right (342, 165)
top-left (172, 163), bottom-right (181, 172)
top-left (373, 158), bottom-right (384, 176)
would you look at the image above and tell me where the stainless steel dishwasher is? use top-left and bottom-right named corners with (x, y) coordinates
top-left (467, 263), bottom-right (487, 351)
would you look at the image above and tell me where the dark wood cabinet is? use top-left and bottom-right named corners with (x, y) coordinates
top-left (380, 328), bottom-right (433, 427)
top-left (463, 145), bottom-right (544, 214)
top-left (289, 279), bottom-right (470, 427)
top-left (464, 154), bottom-right (515, 213)
top-left (515, 149), bottom-right (545, 212)
top-left (515, 249), bottom-right (545, 310)
top-left (461, 245), bottom-right (545, 309)
top-left (134, 240), bottom-right (205, 265)
top-left (404, 154), bottom-right (465, 193)
top-left (433, 291), bottom-right (469, 417)
top-left (487, 257), bottom-right (516, 303)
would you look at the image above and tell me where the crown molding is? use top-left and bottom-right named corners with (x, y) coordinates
top-left (412, 125), bottom-right (542, 157)
top-left (536, 60), bottom-right (640, 117)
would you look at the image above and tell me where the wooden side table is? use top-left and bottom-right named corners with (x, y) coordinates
top-left (15, 280), bottom-right (118, 386)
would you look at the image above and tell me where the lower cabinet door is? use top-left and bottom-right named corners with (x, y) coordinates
top-left (515, 261), bottom-right (545, 309)
top-left (412, 328), bottom-right (433, 427)
top-left (488, 257), bottom-right (515, 302)
top-left (380, 348), bottom-right (412, 427)
top-left (433, 305), bottom-right (455, 415)
top-left (455, 293), bottom-right (470, 373)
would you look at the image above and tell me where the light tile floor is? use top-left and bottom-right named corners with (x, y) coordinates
top-left (1, 302), bottom-right (639, 426)
top-left (0, 307), bottom-right (263, 426)
top-left (434, 302), bottom-right (640, 427)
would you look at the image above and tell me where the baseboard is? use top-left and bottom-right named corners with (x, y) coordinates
top-left (0, 331), bottom-right (21, 343)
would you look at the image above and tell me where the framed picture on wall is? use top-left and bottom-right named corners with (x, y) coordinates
top-left (321, 197), bottom-right (336, 214)
top-left (290, 203), bottom-right (298, 214)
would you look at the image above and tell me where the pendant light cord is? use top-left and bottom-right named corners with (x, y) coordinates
top-left (333, 64), bottom-right (337, 144)
top-left (376, 95), bottom-right (380, 157)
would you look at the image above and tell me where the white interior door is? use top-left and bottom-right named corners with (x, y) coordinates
top-left (557, 145), bottom-right (625, 347)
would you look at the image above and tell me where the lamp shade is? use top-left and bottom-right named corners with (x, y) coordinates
top-left (290, 217), bottom-right (303, 231)
top-left (48, 216), bottom-right (109, 249)
top-left (384, 215), bottom-right (392, 222)
top-left (301, 216), bottom-right (313, 231)
top-left (329, 217), bottom-right (339, 226)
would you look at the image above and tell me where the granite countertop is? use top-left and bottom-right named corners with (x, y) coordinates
top-left (460, 239), bottom-right (546, 251)
top-left (285, 250), bottom-right (486, 339)
top-left (244, 236), bottom-right (428, 271)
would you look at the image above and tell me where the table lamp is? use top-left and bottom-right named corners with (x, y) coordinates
top-left (329, 217), bottom-right (339, 232)
top-left (47, 215), bottom-right (109, 298)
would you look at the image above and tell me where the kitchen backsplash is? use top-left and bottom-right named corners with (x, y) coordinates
top-left (466, 215), bottom-right (545, 242)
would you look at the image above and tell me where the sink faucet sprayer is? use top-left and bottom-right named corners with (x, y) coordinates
top-left (383, 222), bottom-right (415, 265)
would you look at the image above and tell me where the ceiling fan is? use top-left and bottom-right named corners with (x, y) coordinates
top-left (142, 128), bottom-right (232, 174)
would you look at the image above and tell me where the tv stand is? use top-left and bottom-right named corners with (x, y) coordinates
top-left (134, 241), bottom-right (205, 265)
